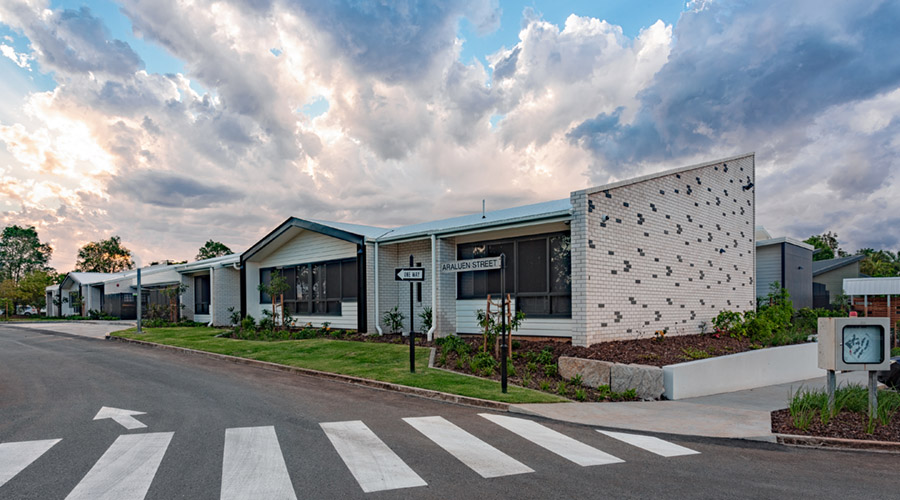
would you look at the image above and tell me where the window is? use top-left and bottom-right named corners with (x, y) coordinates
top-left (260, 258), bottom-right (358, 316)
top-left (194, 275), bottom-right (211, 315)
top-left (456, 232), bottom-right (571, 318)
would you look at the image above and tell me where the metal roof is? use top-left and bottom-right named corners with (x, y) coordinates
top-left (843, 277), bottom-right (900, 295)
top-left (377, 198), bottom-right (572, 242)
top-left (307, 220), bottom-right (391, 239)
top-left (755, 236), bottom-right (815, 251)
top-left (175, 253), bottom-right (240, 273)
top-left (812, 255), bottom-right (865, 276)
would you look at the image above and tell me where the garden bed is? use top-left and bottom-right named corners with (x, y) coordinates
top-left (771, 385), bottom-right (900, 443)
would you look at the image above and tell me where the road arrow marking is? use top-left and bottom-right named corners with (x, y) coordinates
top-left (93, 407), bottom-right (148, 430)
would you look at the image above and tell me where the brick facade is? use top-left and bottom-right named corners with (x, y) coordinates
top-left (572, 154), bottom-right (756, 345)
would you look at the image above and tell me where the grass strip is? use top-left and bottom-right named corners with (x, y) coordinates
top-left (113, 327), bottom-right (565, 404)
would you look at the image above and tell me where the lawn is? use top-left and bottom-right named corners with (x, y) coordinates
top-left (112, 327), bottom-right (564, 404)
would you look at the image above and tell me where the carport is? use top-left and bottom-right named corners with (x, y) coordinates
top-left (844, 276), bottom-right (900, 346)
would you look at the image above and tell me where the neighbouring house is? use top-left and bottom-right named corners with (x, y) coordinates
top-left (175, 253), bottom-right (241, 326)
top-left (754, 227), bottom-right (813, 310)
top-left (844, 277), bottom-right (900, 333)
top-left (811, 255), bottom-right (865, 307)
top-left (53, 272), bottom-right (128, 317)
top-left (101, 264), bottom-right (183, 319)
top-left (241, 153), bottom-right (756, 347)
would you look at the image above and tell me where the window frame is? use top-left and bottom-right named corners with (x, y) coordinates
top-left (455, 231), bottom-right (571, 318)
top-left (259, 257), bottom-right (357, 316)
top-left (194, 275), bottom-right (211, 315)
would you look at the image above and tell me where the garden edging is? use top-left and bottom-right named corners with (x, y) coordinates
top-left (663, 342), bottom-right (823, 400)
top-left (106, 335), bottom-right (510, 411)
top-left (776, 433), bottom-right (900, 453)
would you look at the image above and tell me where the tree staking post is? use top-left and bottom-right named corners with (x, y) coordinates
top-left (500, 253), bottom-right (508, 394)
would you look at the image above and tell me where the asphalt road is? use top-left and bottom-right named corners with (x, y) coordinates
top-left (0, 325), bottom-right (896, 499)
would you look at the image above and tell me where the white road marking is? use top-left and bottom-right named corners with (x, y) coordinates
top-left (221, 426), bottom-right (297, 500)
top-left (404, 416), bottom-right (533, 478)
top-left (320, 420), bottom-right (427, 493)
top-left (66, 432), bottom-right (173, 500)
top-left (93, 406), bottom-right (147, 430)
top-left (0, 439), bottom-right (61, 488)
top-left (479, 413), bottom-right (624, 466)
top-left (597, 430), bottom-right (700, 457)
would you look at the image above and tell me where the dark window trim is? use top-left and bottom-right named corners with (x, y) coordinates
top-left (456, 231), bottom-right (571, 318)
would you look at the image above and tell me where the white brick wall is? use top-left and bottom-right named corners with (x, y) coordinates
top-left (572, 154), bottom-right (756, 345)
top-left (211, 266), bottom-right (240, 326)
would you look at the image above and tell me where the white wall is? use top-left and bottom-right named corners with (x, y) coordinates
top-left (455, 299), bottom-right (573, 337)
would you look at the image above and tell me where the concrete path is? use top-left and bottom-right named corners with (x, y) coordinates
top-left (511, 371), bottom-right (871, 441)
top-left (1, 320), bottom-right (135, 339)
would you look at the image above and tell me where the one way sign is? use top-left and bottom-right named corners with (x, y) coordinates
top-left (395, 268), bottom-right (425, 281)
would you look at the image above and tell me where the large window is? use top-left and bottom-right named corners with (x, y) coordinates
top-left (194, 275), bottom-right (211, 315)
top-left (260, 258), bottom-right (357, 316)
top-left (457, 232), bottom-right (571, 318)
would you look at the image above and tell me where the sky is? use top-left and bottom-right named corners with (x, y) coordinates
top-left (0, 0), bottom-right (898, 272)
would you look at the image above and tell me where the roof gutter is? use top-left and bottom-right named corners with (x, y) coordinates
top-left (375, 210), bottom-right (573, 244)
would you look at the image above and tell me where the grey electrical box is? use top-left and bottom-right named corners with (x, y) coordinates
top-left (817, 317), bottom-right (891, 371)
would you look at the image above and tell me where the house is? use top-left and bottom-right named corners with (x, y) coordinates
top-left (754, 227), bottom-right (813, 309)
top-left (844, 277), bottom-right (900, 332)
top-left (811, 255), bottom-right (865, 307)
top-left (52, 272), bottom-right (128, 316)
top-left (175, 253), bottom-right (241, 326)
top-left (241, 153), bottom-right (756, 347)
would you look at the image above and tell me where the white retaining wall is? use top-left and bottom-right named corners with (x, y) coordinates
top-left (662, 342), bottom-right (823, 400)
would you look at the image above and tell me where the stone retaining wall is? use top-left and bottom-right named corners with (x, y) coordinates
top-left (559, 356), bottom-right (664, 400)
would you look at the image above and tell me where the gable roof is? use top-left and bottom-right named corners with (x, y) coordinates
top-left (812, 255), bottom-right (865, 276)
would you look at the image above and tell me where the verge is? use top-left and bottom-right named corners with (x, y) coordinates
top-left (106, 335), bottom-right (510, 411)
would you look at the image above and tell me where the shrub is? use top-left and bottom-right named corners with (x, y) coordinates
top-left (382, 306), bottom-right (405, 333)
top-left (471, 351), bottom-right (498, 377)
top-left (543, 364), bottom-right (558, 377)
top-left (240, 315), bottom-right (256, 331)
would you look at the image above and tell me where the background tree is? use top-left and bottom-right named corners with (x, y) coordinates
top-left (0, 225), bottom-right (53, 283)
top-left (857, 248), bottom-right (900, 277)
top-left (196, 240), bottom-right (232, 260)
top-left (804, 232), bottom-right (847, 261)
top-left (0, 279), bottom-right (20, 316)
top-left (76, 236), bottom-right (135, 273)
top-left (18, 270), bottom-right (56, 312)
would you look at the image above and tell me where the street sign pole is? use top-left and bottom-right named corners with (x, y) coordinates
top-left (409, 255), bottom-right (415, 373)
top-left (136, 268), bottom-right (142, 334)
top-left (500, 253), bottom-right (508, 394)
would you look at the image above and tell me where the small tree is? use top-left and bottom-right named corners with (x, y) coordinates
top-left (197, 240), bottom-right (233, 260)
top-left (0, 279), bottom-right (19, 317)
top-left (257, 271), bottom-right (290, 327)
top-left (18, 270), bottom-right (56, 313)
top-left (161, 283), bottom-right (188, 322)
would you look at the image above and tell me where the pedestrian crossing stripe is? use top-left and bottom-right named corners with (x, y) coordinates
top-left (320, 420), bottom-right (427, 493)
top-left (221, 426), bottom-right (297, 500)
top-left (404, 416), bottom-right (534, 478)
top-left (0, 439), bottom-right (61, 488)
top-left (66, 432), bottom-right (173, 500)
top-left (597, 430), bottom-right (700, 457)
top-left (479, 413), bottom-right (625, 466)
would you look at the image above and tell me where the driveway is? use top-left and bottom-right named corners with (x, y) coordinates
top-left (1, 320), bottom-right (135, 339)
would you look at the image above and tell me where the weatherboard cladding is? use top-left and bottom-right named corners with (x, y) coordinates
top-left (572, 153), bottom-right (755, 345)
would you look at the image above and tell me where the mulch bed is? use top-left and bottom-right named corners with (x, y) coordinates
top-left (771, 408), bottom-right (900, 442)
top-left (544, 332), bottom-right (758, 368)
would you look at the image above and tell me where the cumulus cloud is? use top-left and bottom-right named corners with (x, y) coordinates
top-left (0, 0), bottom-right (899, 270)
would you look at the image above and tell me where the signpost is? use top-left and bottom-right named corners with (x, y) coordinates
top-left (396, 258), bottom-right (424, 373)
top-left (441, 255), bottom-right (510, 393)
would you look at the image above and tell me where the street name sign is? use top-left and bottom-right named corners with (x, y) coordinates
top-left (440, 257), bottom-right (502, 273)
top-left (395, 268), bottom-right (425, 281)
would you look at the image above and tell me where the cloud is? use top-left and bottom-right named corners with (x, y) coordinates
top-left (1, 0), bottom-right (899, 270)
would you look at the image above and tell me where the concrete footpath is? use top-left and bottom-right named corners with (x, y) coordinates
top-left (1, 320), bottom-right (135, 339)
top-left (511, 371), bottom-right (869, 441)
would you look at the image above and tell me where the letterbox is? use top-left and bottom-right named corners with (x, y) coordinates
top-left (817, 317), bottom-right (891, 371)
